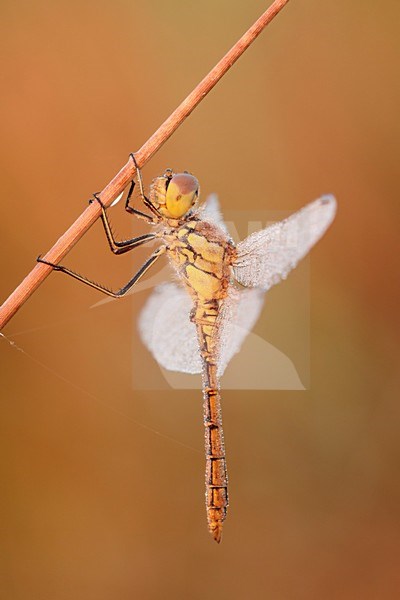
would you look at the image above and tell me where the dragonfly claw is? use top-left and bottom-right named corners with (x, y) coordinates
top-left (37, 256), bottom-right (60, 270)
top-left (129, 152), bottom-right (139, 170)
top-left (89, 192), bottom-right (104, 208)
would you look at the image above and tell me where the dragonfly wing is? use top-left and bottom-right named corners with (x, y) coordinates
top-left (216, 287), bottom-right (265, 377)
top-left (233, 195), bottom-right (336, 290)
top-left (138, 283), bottom-right (265, 378)
top-left (199, 193), bottom-right (230, 236)
top-left (138, 283), bottom-right (202, 374)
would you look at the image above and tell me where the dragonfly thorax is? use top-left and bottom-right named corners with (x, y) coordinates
top-left (150, 170), bottom-right (200, 219)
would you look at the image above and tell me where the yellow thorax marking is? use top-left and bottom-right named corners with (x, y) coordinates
top-left (181, 248), bottom-right (195, 262)
top-left (187, 233), bottom-right (224, 263)
top-left (177, 222), bottom-right (196, 238)
top-left (194, 256), bottom-right (223, 278)
top-left (185, 265), bottom-right (221, 296)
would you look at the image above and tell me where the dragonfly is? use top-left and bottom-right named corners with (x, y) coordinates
top-left (38, 154), bottom-right (336, 543)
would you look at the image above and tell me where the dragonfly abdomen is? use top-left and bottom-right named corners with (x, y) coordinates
top-left (203, 385), bottom-right (228, 544)
top-left (193, 300), bottom-right (229, 543)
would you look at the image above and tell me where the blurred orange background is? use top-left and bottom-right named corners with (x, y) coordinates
top-left (1, 1), bottom-right (399, 598)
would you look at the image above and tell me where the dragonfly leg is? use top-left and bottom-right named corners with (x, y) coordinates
top-left (123, 180), bottom-right (155, 223)
top-left (129, 153), bottom-right (162, 219)
top-left (91, 193), bottom-right (157, 255)
top-left (37, 246), bottom-right (165, 298)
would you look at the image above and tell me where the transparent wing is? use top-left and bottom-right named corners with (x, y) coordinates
top-left (216, 287), bottom-right (265, 377)
top-left (138, 283), bottom-right (202, 374)
top-left (199, 193), bottom-right (230, 236)
top-left (233, 195), bottom-right (336, 290)
top-left (138, 282), bottom-right (265, 376)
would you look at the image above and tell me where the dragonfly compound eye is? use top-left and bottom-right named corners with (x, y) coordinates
top-left (165, 173), bottom-right (199, 218)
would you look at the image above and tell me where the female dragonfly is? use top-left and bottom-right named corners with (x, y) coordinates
top-left (38, 155), bottom-right (336, 543)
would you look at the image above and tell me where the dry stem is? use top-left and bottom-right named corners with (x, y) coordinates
top-left (0, 0), bottom-right (290, 330)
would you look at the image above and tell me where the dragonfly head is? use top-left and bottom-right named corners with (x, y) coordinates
top-left (150, 170), bottom-right (200, 219)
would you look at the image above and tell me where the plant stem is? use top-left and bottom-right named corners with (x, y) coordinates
top-left (0, 0), bottom-right (290, 330)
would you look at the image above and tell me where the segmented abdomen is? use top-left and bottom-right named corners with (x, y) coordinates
top-left (193, 300), bottom-right (228, 543)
